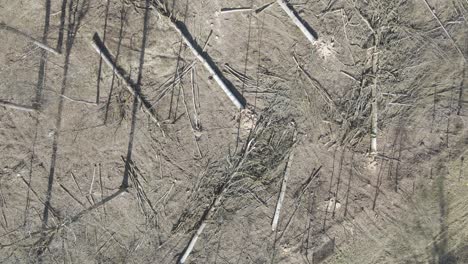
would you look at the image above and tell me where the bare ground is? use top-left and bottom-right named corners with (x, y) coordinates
top-left (0, 0), bottom-right (467, 263)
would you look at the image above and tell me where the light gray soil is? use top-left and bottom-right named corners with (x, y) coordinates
top-left (0, 0), bottom-right (467, 263)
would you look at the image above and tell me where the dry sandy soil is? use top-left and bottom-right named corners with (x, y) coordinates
top-left (0, 0), bottom-right (467, 263)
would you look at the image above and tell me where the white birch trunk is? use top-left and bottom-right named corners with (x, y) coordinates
top-left (152, 8), bottom-right (245, 110)
top-left (272, 130), bottom-right (297, 231)
top-left (277, 0), bottom-right (317, 45)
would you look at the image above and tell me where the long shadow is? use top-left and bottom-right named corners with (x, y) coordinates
top-left (167, 0), bottom-right (189, 121)
top-left (95, 0), bottom-right (111, 104)
top-left (92, 33), bottom-right (156, 118)
top-left (33, 0), bottom-right (51, 110)
top-left (103, 5), bottom-right (127, 124)
top-left (433, 174), bottom-right (456, 263)
top-left (121, 0), bottom-right (151, 188)
top-left (37, 0), bottom-right (89, 259)
top-left (173, 21), bottom-right (247, 108)
top-left (56, 0), bottom-right (68, 53)
top-left (23, 0), bottom-right (56, 228)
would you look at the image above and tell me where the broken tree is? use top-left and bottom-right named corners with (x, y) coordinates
top-left (91, 33), bottom-right (163, 130)
top-left (276, 0), bottom-right (317, 45)
top-left (151, 1), bottom-right (246, 110)
top-left (177, 108), bottom-right (296, 263)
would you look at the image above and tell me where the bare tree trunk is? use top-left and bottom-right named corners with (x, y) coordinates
top-left (276, 0), bottom-right (317, 45)
top-left (272, 149), bottom-right (295, 231)
top-left (370, 44), bottom-right (379, 156)
top-left (323, 147), bottom-right (338, 230)
top-left (179, 184), bottom-right (226, 263)
top-left (332, 148), bottom-right (346, 218)
top-left (179, 223), bottom-right (205, 263)
top-left (151, 3), bottom-right (245, 110)
top-left (0, 22), bottom-right (60, 55)
top-left (344, 152), bottom-right (354, 217)
top-left (91, 33), bottom-right (163, 129)
top-left (272, 130), bottom-right (297, 231)
top-left (0, 100), bottom-right (36, 112)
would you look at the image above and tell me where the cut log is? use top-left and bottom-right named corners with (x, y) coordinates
top-left (0, 22), bottom-right (60, 55)
top-left (151, 3), bottom-right (246, 110)
top-left (179, 222), bottom-right (207, 264)
top-left (272, 130), bottom-right (298, 231)
top-left (220, 7), bottom-right (252, 14)
top-left (0, 99), bottom-right (36, 112)
top-left (276, 0), bottom-right (317, 45)
top-left (179, 184), bottom-right (226, 263)
top-left (370, 46), bottom-right (379, 156)
top-left (91, 33), bottom-right (162, 129)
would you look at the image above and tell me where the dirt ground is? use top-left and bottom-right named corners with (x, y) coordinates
top-left (0, 0), bottom-right (467, 263)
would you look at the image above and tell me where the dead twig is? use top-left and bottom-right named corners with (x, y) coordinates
top-left (0, 100), bottom-right (36, 112)
top-left (59, 184), bottom-right (85, 208)
top-left (293, 167), bottom-right (322, 199)
top-left (421, 0), bottom-right (466, 62)
top-left (152, 62), bottom-right (196, 107)
top-left (19, 176), bottom-right (60, 220)
top-left (255, 2), bottom-right (275, 14)
top-left (388, 102), bottom-right (412, 107)
top-left (344, 152), bottom-right (354, 217)
top-left (341, 9), bottom-right (356, 65)
top-left (340, 70), bottom-right (358, 81)
top-left (190, 68), bottom-right (201, 130)
top-left (44, 89), bottom-right (97, 106)
top-left (224, 64), bottom-right (257, 88)
top-left (181, 85), bottom-right (203, 158)
top-left (124, 157), bottom-right (158, 226)
top-left (0, 22), bottom-right (60, 55)
top-left (88, 164), bottom-right (97, 205)
top-left (70, 171), bottom-right (93, 206)
top-left (293, 55), bottom-right (336, 109)
top-left (98, 163), bottom-right (106, 217)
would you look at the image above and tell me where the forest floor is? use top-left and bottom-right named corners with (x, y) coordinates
top-left (0, 0), bottom-right (467, 263)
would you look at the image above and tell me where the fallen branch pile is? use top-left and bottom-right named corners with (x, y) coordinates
top-left (175, 102), bottom-right (296, 263)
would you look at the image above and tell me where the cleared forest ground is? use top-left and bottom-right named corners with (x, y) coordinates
top-left (0, 0), bottom-right (467, 263)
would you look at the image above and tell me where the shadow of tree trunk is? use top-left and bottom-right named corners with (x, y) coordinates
top-left (432, 173), bottom-right (456, 263)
